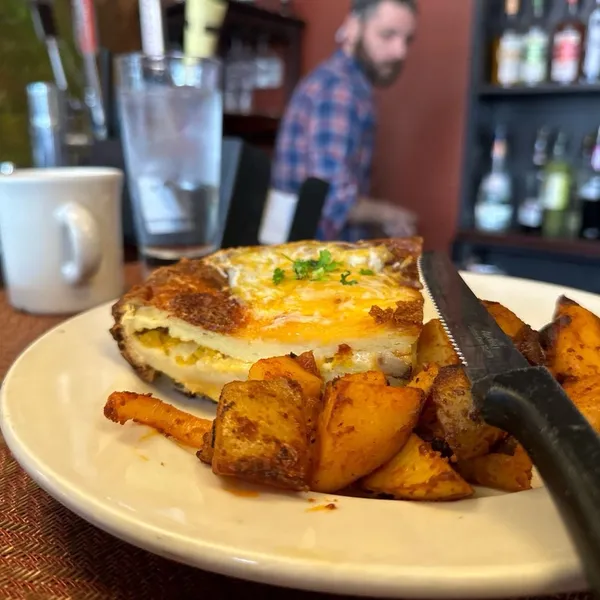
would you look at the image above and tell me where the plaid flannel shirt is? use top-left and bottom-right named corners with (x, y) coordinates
top-left (271, 50), bottom-right (376, 241)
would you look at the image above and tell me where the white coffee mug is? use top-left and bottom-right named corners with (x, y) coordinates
top-left (0, 167), bottom-right (125, 315)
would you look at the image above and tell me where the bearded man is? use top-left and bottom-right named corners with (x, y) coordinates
top-left (271, 0), bottom-right (418, 242)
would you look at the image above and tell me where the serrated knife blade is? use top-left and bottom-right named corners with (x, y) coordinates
top-left (417, 250), bottom-right (600, 595)
top-left (418, 251), bottom-right (528, 384)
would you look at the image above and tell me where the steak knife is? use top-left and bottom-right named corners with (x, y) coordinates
top-left (418, 251), bottom-right (600, 595)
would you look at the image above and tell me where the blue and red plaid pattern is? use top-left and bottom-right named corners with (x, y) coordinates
top-left (272, 50), bottom-right (376, 241)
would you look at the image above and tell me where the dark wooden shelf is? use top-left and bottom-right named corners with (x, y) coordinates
top-left (166, 1), bottom-right (305, 47)
top-left (223, 113), bottom-right (280, 142)
top-left (455, 229), bottom-right (600, 260)
top-left (478, 83), bottom-right (600, 98)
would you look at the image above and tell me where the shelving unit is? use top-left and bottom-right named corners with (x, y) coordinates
top-left (478, 82), bottom-right (600, 95)
top-left (454, 0), bottom-right (600, 293)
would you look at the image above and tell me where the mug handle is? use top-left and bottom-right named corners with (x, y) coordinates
top-left (54, 203), bottom-right (102, 285)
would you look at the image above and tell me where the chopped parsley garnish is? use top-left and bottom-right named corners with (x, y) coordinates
top-left (272, 268), bottom-right (285, 285)
top-left (359, 268), bottom-right (375, 276)
top-left (340, 270), bottom-right (358, 286)
top-left (280, 249), bottom-right (343, 282)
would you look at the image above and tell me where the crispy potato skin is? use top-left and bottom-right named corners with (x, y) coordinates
top-left (292, 351), bottom-right (321, 378)
top-left (248, 355), bottom-right (323, 400)
top-left (408, 364), bottom-right (440, 397)
top-left (197, 426), bottom-right (215, 465)
top-left (562, 375), bottom-right (600, 433)
top-left (361, 434), bottom-right (473, 501)
top-left (104, 391), bottom-right (211, 447)
top-left (544, 296), bottom-right (600, 381)
top-left (431, 366), bottom-right (506, 461)
top-left (212, 379), bottom-right (310, 491)
top-left (416, 319), bottom-right (460, 372)
top-left (341, 371), bottom-right (388, 386)
top-left (310, 381), bottom-right (424, 493)
top-left (481, 300), bottom-right (545, 366)
top-left (248, 354), bottom-right (324, 467)
top-left (457, 444), bottom-right (533, 493)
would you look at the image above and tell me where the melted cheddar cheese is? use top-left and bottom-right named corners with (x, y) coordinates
top-left (207, 241), bottom-right (421, 344)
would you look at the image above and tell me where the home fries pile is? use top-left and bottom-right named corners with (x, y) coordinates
top-left (103, 238), bottom-right (600, 501)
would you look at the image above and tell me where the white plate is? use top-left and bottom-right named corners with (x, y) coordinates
top-left (1, 273), bottom-right (597, 599)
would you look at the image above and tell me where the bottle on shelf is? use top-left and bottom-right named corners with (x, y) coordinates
top-left (517, 126), bottom-right (552, 234)
top-left (583, 0), bottom-right (600, 83)
top-left (577, 126), bottom-right (600, 239)
top-left (550, 0), bottom-right (585, 85)
top-left (495, 0), bottom-right (524, 87)
top-left (520, 0), bottom-right (549, 86)
top-left (540, 130), bottom-right (574, 237)
top-left (474, 125), bottom-right (514, 233)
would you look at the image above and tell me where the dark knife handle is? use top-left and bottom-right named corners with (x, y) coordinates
top-left (472, 366), bottom-right (600, 595)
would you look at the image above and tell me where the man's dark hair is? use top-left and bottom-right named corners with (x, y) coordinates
top-left (351, 0), bottom-right (417, 19)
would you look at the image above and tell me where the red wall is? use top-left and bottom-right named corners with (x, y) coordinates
top-left (292, 0), bottom-right (474, 251)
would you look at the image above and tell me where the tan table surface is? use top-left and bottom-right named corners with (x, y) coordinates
top-left (0, 263), bottom-right (592, 599)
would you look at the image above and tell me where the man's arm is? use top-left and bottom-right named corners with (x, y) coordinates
top-left (306, 81), bottom-right (364, 240)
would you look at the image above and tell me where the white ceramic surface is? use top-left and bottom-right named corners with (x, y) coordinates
top-left (0, 167), bottom-right (124, 314)
top-left (1, 273), bottom-right (598, 599)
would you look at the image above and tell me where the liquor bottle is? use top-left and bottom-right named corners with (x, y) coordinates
top-left (577, 126), bottom-right (600, 239)
top-left (541, 131), bottom-right (573, 237)
top-left (520, 0), bottom-right (549, 86)
top-left (517, 126), bottom-right (551, 234)
top-left (583, 0), bottom-right (600, 82)
top-left (551, 0), bottom-right (585, 85)
top-left (474, 125), bottom-right (514, 233)
top-left (496, 0), bottom-right (524, 87)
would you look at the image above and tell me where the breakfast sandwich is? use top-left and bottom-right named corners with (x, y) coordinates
top-left (110, 237), bottom-right (424, 402)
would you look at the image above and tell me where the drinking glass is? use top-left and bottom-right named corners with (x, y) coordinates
top-left (116, 52), bottom-right (223, 269)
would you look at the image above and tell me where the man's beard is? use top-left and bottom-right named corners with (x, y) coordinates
top-left (354, 38), bottom-right (403, 87)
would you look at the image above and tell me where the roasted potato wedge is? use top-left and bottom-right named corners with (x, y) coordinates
top-left (340, 370), bottom-right (388, 385)
top-left (104, 391), bottom-right (211, 448)
top-left (543, 296), bottom-right (600, 381)
top-left (249, 355), bottom-right (323, 399)
top-left (456, 444), bottom-right (533, 493)
top-left (410, 364), bottom-right (443, 445)
top-left (562, 375), bottom-right (600, 433)
top-left (361, 434), bottom-right (473, 501)
top-left (416, 319), bottom-right (460, 371)
top-left (482, 300), bottom-right (544, 366)
top-left (249, 354), bottom-right (324, 454)
top-left (431, 366), bottom-right (506, 461)
top-left (292, 350), bottom-right (321, 378)
top-left (311, 381), bottom-right (423, 493)
top-left (212, 378), bottom-right (310, 491)
top-left (408, 363), bottom-right (440, 397)
top-left (197, 427), bottom-right (215, 465)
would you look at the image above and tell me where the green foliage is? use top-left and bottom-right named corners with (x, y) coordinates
top-left (0, 0), bottom-right (81, 166)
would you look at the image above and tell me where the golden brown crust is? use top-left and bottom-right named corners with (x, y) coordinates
top-left (212, 379), bottom-right (310, 491)
top-left (111, 258), bottom-right (244, 335)
top-left (109, 303), bottom-right (158, 383)
top-left (109, 238), bottom-right (424, 386)
top-left (291, 351), bottom-right (321, 378)
top-left (369, 299), bottom-right (424, 329)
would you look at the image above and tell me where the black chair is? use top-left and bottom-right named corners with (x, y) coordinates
top-left (220, 140), bottom-right (330, 247)
top-left (89, 136), bottom-right (330, 250)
